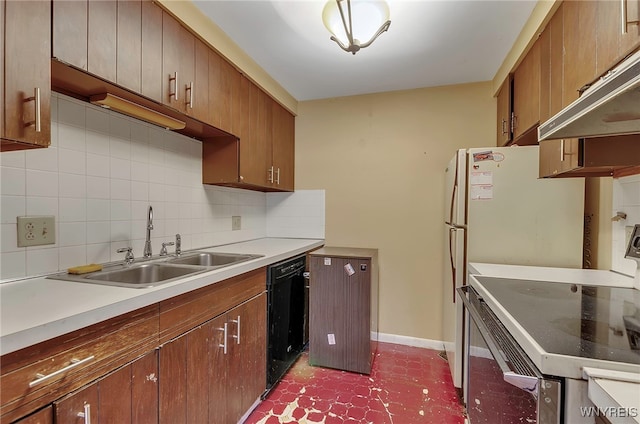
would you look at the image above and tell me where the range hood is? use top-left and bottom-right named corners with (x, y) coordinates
top-left (538, 49), bottom-right (640, 141)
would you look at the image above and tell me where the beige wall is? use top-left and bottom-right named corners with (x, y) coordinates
top-left (295, 82), bottom-right (495, 340)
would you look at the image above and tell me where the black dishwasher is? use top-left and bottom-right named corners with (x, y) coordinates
top-left (265, 254), bottom-right (308, 394)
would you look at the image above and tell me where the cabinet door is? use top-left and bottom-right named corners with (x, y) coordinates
top-left (87, 0), bottom-right (116, 82)
top-left (548, 5), bottom-right (564, 117)
top-left (620, 0), bottom-right (640, 57)
top-left (192, 38), bottom-right (210, 122)
top-left (53, 0), bottom-right (87, 70)
top-left (512, 39), bottom-right (540, 139)
top-left (225, 294), bottom-right (267, 423)
top-left (209, 50), bottom-right (236, 134)
top-left (54, 351), bottom-right (158, 424)
top-left (240, 83), bottom-right (271, 186)
top-left (141, 0), bottom-right (163, 103)
top-left (495, 77), bottom-right (511, 145)
top-left (272, 103), bottom-right (295, 191)
top-left (209, 314), bottom-right (230, 423)
top-left (563, 0), bottom-right (597, 106)
top-left (162, 12), bottom-right (195, 113)
top-left (55, 382), bottom-right (99, 424)
top-left (117, 0), bottom-right (142, 93)
top-left (539, 138), bottom-right (580, 177)
top-left (13, 406), bottom-right (52, 424)
top-left (159, 322), bottom-right (214, 424)
top-left (238, 293), bottom-right (267, 414)
top-left (3, 0), bottom-right (51, 147)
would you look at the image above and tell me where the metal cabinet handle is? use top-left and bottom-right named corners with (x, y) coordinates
top-left (169, 72), bottom-right (178, 101)
top-left (29, 355), bottom-right (95, 387)
top-left (501, 118), bottom-right (508, 136)
top-left (77, 404), bottom-right (91, 424)
top-left (268, 166), bottom-right (274, 183)
top-left (34, 87), bottom-right (41, 132)
top-left (186, 82), bottom-right (193, 108)
top-left (560, 139), bottom-right (565, 162)
top-left (217, 323), bottom-right (228, 354)
top-left (276, 168), bottom-right (281, 185)
top-left (230, 315), bottom-right (241, 344)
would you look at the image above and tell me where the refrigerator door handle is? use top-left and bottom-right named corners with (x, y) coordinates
top-left (449, 227), bottom-right (457, 303)
top-left (449, 182), bottom-right (458, 224)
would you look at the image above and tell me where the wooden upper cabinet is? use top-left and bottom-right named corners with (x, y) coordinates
top-left (2, 0), bottom-right (51, 150)
top-left (241, 83), bottom-right (272, 187)
top-left (162, 12), bottom-right (195, 114)
top-left (620, 0), bottom-right (640, 56)
top-left (53, 0), bottom-right (87, 70)
top-left (496, 77), bottom-right (512, 146)
top-left (209, 50), bottom-right (237, 134)
top-left (540, 4), bottom-right (564, 124)
top-left (597, 0), bottom-right (640, 76)
top-left (548, 5), bottom-right (564, 118)
top-left (512, 38), bottom-right (541, 139)
top-left (271, 102), bottom-right (295, 191)
top-left (141, 0), bottom-right (163, 103)
top-left (192, 39), bottom-right (210, 122)
top-left (88, 0), bottom-right (117, 82)
top-left (117, 0), bottom-right (142, 93)
top-left (562, 0), bottom-right (597, 106)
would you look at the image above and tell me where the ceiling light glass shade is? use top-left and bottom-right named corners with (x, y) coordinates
top-left (322, 0), bottom-right (391, 55)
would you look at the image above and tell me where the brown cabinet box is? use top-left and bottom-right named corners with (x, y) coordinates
top-left (309, 247), bottom-right (379, 374)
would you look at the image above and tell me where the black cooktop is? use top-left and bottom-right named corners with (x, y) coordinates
top-left (474, 276), bottom-right (640, 365)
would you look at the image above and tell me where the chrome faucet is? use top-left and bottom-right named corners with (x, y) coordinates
top-left (144, 205), bottom-right (153, 258)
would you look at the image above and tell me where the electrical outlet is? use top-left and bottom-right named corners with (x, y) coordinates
top-left (232, 216), bottom-right (241, 231)
top-left (17, 216), bottom-right (55, 247)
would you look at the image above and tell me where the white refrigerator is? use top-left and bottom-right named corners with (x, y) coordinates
top-left (442, 145), bottom-right (584, 393)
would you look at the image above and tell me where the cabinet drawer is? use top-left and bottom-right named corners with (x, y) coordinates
top-left (159, 268), bottom-right (266, 343)
top-left (0, 305), bottom-right (159, 423)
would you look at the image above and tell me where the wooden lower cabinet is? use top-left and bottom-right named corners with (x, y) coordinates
top-left (12, 407), bottom-right (52, 424)
top-left (54, 350), bottom-right (158, 424)
top-left (159, 293), bottom-right (267, 424)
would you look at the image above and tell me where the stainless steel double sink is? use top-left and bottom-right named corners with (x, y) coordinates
top-left (50, 252), bottom-right (263, 289)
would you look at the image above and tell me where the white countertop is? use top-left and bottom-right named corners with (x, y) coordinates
top-left (469, 262), bottom-right (635, 288)
top-left (583, 368), bottom-right (640, 424)
top-left (0, 237), bottom-right (324, 356)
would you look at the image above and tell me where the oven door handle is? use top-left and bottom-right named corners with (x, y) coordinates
top-left (457, 286), bottom-right (540, 395)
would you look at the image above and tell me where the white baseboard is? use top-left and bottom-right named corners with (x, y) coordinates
top-left (377, 332), bottom-right (446, 351)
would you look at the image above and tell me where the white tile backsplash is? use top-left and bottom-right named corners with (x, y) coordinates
top-left (0, 93), bottom-right (324, 281)
top-left (612, 175), bottom-right (640, 276)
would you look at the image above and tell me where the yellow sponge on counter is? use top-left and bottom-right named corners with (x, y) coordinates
top-left (67, 264), bottom-right (103, 275)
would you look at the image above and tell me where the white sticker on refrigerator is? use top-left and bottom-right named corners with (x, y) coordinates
top-left (344, 263), bottom-right (355, 276)
top-left (470, 171), bottom-right (492, 185)
top-left (327, 333), bottom-right (336, 345)
top-left (470, 171), bottom-right (493, 200)
top-left (470, 184), bottom-right (493, 200)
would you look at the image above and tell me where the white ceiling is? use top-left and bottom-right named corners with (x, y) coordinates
top-left (193, 0), bottom-right (537, 101)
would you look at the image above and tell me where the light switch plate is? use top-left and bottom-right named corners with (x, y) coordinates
top-left (17, 216), bottom-right (55, 247)
top-left (232, 216), bottom-right (241, 231)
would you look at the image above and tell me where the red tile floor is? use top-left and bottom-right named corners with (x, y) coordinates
top-left (245, 342), bottom-right (466, 424)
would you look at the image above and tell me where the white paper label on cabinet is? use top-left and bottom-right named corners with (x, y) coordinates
top-left (324, 258), bottom-right (331, 266)
top-left (344, 263), bottom-right (355, 276)
top-left (327, 333), bottom-right (336, 345)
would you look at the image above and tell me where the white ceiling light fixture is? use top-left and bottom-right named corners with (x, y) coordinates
top-left (322, 0), bottom-right (391, 55)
